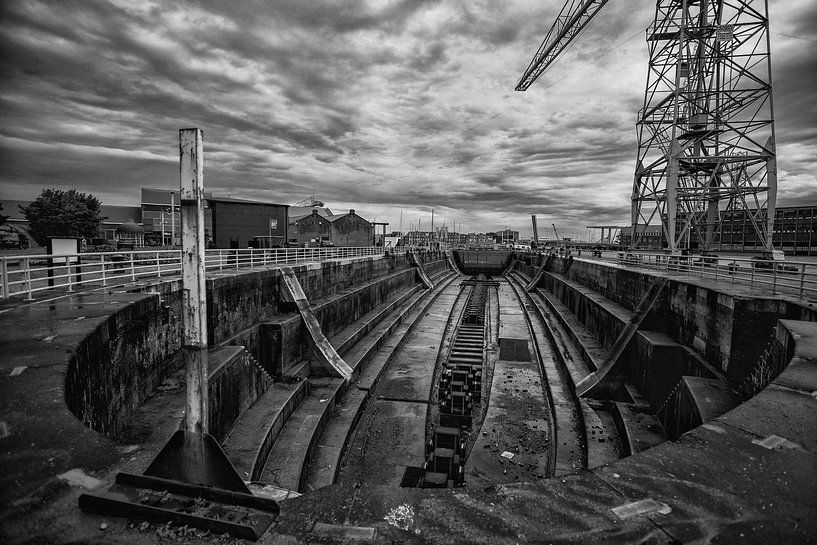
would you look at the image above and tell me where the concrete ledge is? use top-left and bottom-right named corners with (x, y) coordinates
top-left (628, 330), bottom-right (724, 410)
top-left (207, 346), bottom-right (273, 443)
top-left (222, 380), bottom-right (309, 482)
top-left (612, 401), bottom-right (667, 455)
top-left (261, 268), bottom-right (418, 376)
top-left (659, 376), bottom-right (741, 439)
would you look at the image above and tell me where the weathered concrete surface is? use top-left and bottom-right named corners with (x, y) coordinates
top-left (0, 292), bottom-right (161, 507)
top-left (540, 254), bottom-right (817, 382)
top-left (338, 280), bottom-right (462, 487)
top-left (469, 281), bottom-right (550, 487)
top-left (279, 267), bottom-right (353, 380)
top-left (2, 254), bottom-right (816, 544)
top-left (269, 375), bottom-right (817, 544)
top-left (408, 250), bottom-right (435, 289)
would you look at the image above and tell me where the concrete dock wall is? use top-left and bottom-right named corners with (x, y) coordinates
top-left (63, 254), bottom-right (426, 440)
top-left (65, 294), bottom-right (183, 439)
top-left (540, 255), bottom-right (815, 382)
top-left (207, 346), bottom-right (273, 442)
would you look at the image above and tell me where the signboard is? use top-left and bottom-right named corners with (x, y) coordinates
top-left (48, 237), bottom-right (80, 265)
top-left (269, 218), bottom-right (278, 230)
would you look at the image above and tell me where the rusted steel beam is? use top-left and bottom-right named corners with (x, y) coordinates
top-left (179, 128), bottom-right (209, 434)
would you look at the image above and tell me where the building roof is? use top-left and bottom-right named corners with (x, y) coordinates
top-left (208, 196), bottom-right (289, 207)
top-left (290, 207), bottom-right (334, 222)
top-left (326, 210), bottom-right (371, 225)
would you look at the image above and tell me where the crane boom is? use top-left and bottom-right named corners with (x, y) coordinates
top-left (552, 223), bottom-right (561, 243)
top-left (515, 0), bottom-right (611, 91)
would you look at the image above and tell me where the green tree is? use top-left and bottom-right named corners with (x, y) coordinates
top-left (21, 189), bottom-right (105, 246)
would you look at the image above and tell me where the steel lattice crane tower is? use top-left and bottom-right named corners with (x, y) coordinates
top-left (516, 0), bottom-right (778, 255)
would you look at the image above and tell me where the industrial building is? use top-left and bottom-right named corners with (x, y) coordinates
top-left (288, 205), bottom-right (334, 246)
top-left (141, 189), bottom-right (289, 248)
top-left (295, 209), bottom-right (372, 247)
top-left (715, 204), bottom-right (817, 256)
top-left (208, 197), bottom-right (288, 249)
top-left (620, 204), bottom-right (817, 256)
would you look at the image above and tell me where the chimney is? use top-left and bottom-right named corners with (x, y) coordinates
top-left (312, 209), bottom-right (318, 216)
top-left (349, 209), bottom-right (355, 215)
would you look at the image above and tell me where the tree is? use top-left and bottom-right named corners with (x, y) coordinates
top-left (0, 203), bottom-right (8, 227)
top-left (21, 189), bottom-right (105, 246)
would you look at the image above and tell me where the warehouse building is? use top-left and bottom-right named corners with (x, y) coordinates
top-left (295, 209), bottom-right (372, 247)
top-left (715, 204), bottom-right (817, 256)
top-left (208, 197), bottom-right (288, 249)
top-left (620, 204), bottom-right (817, 256)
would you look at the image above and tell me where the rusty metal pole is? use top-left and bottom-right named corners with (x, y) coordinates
top-left (180, 128), bottom-right (208, 434)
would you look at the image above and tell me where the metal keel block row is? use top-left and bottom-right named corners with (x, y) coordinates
top-left (421, 427), bottom-right (466, 488)
top-left (419, 275), bottom-right (494, 488)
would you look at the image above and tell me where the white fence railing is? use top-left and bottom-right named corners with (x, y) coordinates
top-left (576, 250), bottom-right (817, 300)
top-left (0, 247), bottom-right (386, 300)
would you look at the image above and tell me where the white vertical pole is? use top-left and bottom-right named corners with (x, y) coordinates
top-left (171, 192), bottom-right (176, 247)
top-left (180, 128), bottom-right (209, 434)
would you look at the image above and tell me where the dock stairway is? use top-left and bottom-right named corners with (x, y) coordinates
top-left (222, 262), bottom-right (458, 495)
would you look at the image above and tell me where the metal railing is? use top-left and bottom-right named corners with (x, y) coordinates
top-left (575, 250), bottom-right (817, 301)
top-left (0, 247), bottom-right (386, 300)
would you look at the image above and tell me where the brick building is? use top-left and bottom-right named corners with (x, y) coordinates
top-left (295, 209), bottom-right (372, 247)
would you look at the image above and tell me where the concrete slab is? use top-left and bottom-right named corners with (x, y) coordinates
top-left (469, 281), bottom-right (550, 487)
top-left (338, 399), bottom-right (428, 487)
top-left (719, 384), bottom-right (817, 454)
top-left (468, 358), bottom-right (550, 487)
top-left (0, 292), bottom-right (157, 505)
top-left (592, 422), bottom-right (817, 543)
top-left (374, 286), bottom-right (460, 401)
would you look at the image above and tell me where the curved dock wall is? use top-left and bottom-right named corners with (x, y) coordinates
top-left (527, 254), bottom-right (815, 382)
top-left (64, 253), bottom-right (438, 440)
top-left (65, 292), bottom-right (183, 439)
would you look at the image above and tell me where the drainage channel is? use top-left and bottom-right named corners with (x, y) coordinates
top-left (415, 275), bottom-right (496, 488)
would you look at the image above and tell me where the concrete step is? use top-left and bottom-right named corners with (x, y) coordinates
top-left (612, 401), bottom-right (668, 456)
top-left (515, 272), bottom-right (668, 463)
top-left (225, 280), bottom-right (433, 490)
top-left (258, 272), bottom-right (458, 493)
top-left (304, 272), bottom-right (459, 491)
top-left (533, 287), bottom-right (606, 374)
top-left (258, 377), bottom-right (345, 492)
top-left (330, 284), bottom-right (423, 357)
top-left (222, 380), bottom-right (309, 482)
top-left (544, 270), bottom-right (636, 325)
top-left (261, 267), bottom-right (418, 375)
top-left (580, 398), bottom-right (622, 470)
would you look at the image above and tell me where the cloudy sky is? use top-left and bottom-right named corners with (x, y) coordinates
top-left (1, 0), bottom-right (815, 237)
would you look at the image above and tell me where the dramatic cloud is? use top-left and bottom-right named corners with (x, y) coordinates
top-left (0, 0), bottom-right (814, 238)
